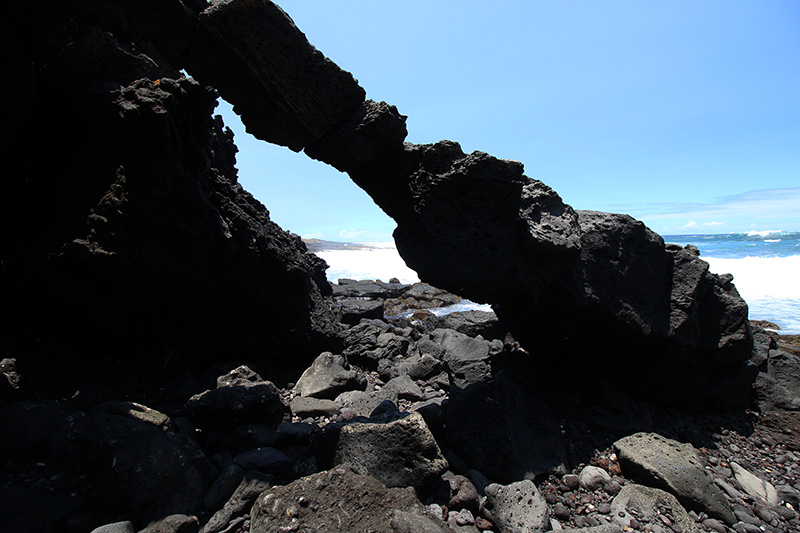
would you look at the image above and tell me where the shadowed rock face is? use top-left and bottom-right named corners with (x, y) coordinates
top-left (3, 0), bottom-right (753, 403)
top-left (2, 1), bottom-right (342, 369)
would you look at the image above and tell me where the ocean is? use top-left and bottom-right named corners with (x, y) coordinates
top-left (312, 231), bottom-right (800, 334)
top-left (663, 231), bottom-right (800, 335)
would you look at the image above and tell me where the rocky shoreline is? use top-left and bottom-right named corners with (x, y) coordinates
top-left (4, 1), bottom-right (800, 532)
top-left (3, 279), bottom-right (800, 533)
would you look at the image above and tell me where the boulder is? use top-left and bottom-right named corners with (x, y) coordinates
top-left (185, 379), bottom-right (287, 430)
top-left (249, 466), bottom-right (450, 532)
top-left (0, 401), bottom-right (71, 456)
top-left (201, 470), bottom-right (273, 533)
top-left (343, 320), bottom-right (411, 369)
top-left (579, 465), bottom-right (612, 492)
top-left (204, 464), bottom-right (245, 512)
top-left (320, 411), bottom-right (448, 490)
top-left (442, 472), bottom-right (480, 513)
top-left (395, 353), bottom-right (442, 381)
top-left (293, 352), bottom-right (362, 399)
top-left (93, 401), bottom-right (171, 430)
top-left (383, 374), bottom-right (425, 401)
top-left (426, 328), bottom-right (497, 388)
top-left (335, 388), bottom-right (399, 418)
top-left (91, 522), bottom-right (135, 533)
top-left (755, 349), bottom-right (800, 411)
top-left (614, 432), bottom-right (734, 524)
top-left (339, 298), bottom-right (386, 325)
top-left (445, 372), bottom-right (567, 482)
top-left (730, 462), bottom-right (780, 507)
top-left (333, 279), bottom-right (411, 299)
top-left (480, 479), bottom-right (549, 533)
top-left (233, 447), bottom-right (292, 476)
top-left (560, 526), bottom-right (622, 533)
top-left (610, 484), bottom-right (699, 533)
top-left (138, 514), bottom-right (199, 533)
top-left (64, 412), bottom-right (218, 524)
top-left (426, 310), bottom-right (507, 341)
top-left (290, 396), bottom-right (340, 419)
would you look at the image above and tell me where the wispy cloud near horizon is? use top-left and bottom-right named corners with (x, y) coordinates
top-left (603, 187), bottom-right (800, 234)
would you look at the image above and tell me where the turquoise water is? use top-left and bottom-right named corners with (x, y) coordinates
top-left (663, 231), bottom-right (800, 260)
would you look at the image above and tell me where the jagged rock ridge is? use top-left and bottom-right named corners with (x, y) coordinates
top-left (3, 0), bottom-right (754, 404)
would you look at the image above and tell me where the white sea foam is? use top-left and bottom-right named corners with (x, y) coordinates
top-left (316, 243), bottom-right (420, 284)
top-left (746, 229), bottom-right (783, 237)
top-left (316, 242), bottom-right (800, 334)
top-left (705, 255), bottom-right (800, 333)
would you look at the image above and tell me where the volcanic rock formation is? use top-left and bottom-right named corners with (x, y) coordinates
top-left (3, 0), bottom-right (751, 400)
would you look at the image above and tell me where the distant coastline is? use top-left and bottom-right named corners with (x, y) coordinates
top-left (303, 238), bottom-right (376, 253)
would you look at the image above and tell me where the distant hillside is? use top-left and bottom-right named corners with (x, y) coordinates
top-left (303, 238), bottom-right (374, 253)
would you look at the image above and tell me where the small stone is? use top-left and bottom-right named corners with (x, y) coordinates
top-left (776, 454), bottom-right (792, 465)
top-left (774, 504), bottom-right (798, 520)
top-left (553, 502), bottom-right (571, 520)
top-left (605, 480), bottom-right (623, 496)
top-left (732, 522), bottom-right (763, 533)
top-left (475, 516), bottom-right (493, 530)
top-left (702, 518), bottom-right (727, 533)
top-left (754, 505), bottom-right (778, 524)
top-left (733, 508), bottom-right (760, 526)
top-left (731, 462), bottom-right (780, 506)
top-left (428, 503), bottom-right (444, 520)
top-left (456, 509), bottom-right (475, 526)
top-left (562, 473), bottom-right (580, 489)
top-left (579, 465), bottom-right (611, 491)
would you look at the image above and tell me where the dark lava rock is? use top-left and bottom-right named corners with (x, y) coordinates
top-left (333, 279), bottom-right (411, 299)
top-left (249, 466), bottom-right (450, 532)
top-left (339, 298), bottom-right (386, 325)
top-left (480, 479), bottom-right (550, 533)
top-left (64, 411), bottom-right (218, 525)
top-left (614, 432), bottom-right (734, 524)
top-left (185, 378), bottom-right (287, 431)
top-left (3, 19), bottom-right (342, 370)
top-left (201, 470), bottom-right (273, 533)
top-left (185, 0), bottom-right (365, 151)
top-left (343, 320), bottom-right (411, 369)
top-left (755, 349), bottom-right (800, 411)
top-left (445, 372), bottom-right (567, 482)
top-left (293, 352), bottom-right (362, 400)
top-left (426, 310), bottom-right (507, 341)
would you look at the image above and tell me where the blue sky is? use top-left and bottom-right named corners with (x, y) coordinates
top-left (216, 1), bottom-right (800, 241)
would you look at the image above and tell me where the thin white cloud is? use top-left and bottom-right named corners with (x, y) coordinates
top-left (604, 187), bottom-right (800, 234)
top-left (339, 228), bottom-right (370, 239)
top-left (302, 232), bottom-right (323, 240)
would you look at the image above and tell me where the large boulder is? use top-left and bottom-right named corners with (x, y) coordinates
top-left (614, 432), bottom-right (734, 524)
top-left (445, 372), bottom-right (567, 482)
top-left (185, 368), bottom-right (288, 430)
top-left (64, 411), bottom-right (218, 525)
top-left (293, 352), bottom-right (362, 399)
top-left (249, 466), bottom-right (450, 532)
top-left (755, 349), bottom-right (800, 411)
top-left (479, 479), bottom-right (549, 533)
top-left (611, 484), bottom-right (700, 533)
top-left (313, 411), bottom-right (447, 490)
